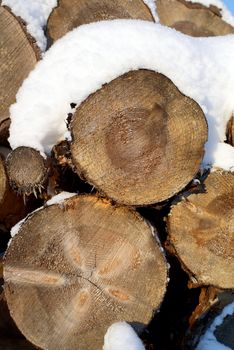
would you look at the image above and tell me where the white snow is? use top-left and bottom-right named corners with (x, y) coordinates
top-left (103, 322), bottom-right (145, 350)
top-left (2, 0), bottom-right (57, 51)
top-left (45, 191), bottom-right (76, 206)
top-left (189, 0), bottom-right (234, 27)
top-left (8, 20), bottom-right (234, 171)
top-left (143, 0), bottom-right (159, 22)
top-left (196, 302), bottom-right (234, 350)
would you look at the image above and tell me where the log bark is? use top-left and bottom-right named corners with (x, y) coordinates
top-left (0, 156), bottom-right (26, 229)
top-left (156, 0), bottom-right (234, 36)
top-left (6, 147), bottom-right (48, 196)
top-left (167, 170), bottom-right (234, 289)
top-left (70, 69), bottom-right (207, 206)
top-left (4, 195), bottom-right (168, 350)
top-left (226, 115), bottom-right (234, 147)
top-left (47, 0), bottom-right (154, 44)
top-left (0, 6), bottom-right (39, 143)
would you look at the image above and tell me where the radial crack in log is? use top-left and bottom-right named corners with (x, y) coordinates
top-left (4, 195), bottom-right (168, 350)
top-left (47, 0), bottom-right (154, 44)
top-left (70, 69), bottom-right (207, 206)
top-left (156, 0), bottom-right (234, 36)
top-left (0, 6), bottom-right (39, 143)
top-left (6, 147), bottom-right (48, 196)
top-left (167, 170), bottom-right (234, 289)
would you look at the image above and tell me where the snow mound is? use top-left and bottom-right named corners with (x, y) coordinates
top-left (2, 0), bottom-right (57, 51)
top-left (103, 322), bottom-right (145, 350)
top-left (8, 20), bottom-right (234, 171)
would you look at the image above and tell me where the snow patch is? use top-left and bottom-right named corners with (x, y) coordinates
top-left (8, 20), bottom-right (234, 170)
top-left (143, 0), bottom-right (159, 22)
top-left (189, 0), bottom-right (234, 27)
top-left (45, 191), bottom-right (76, 206)
top-left (196, 302), bottom-right (234, 350)
top-left (2, 0), bottom-right (57, 51)
top-left (103, 322), bottom-right (145, 350)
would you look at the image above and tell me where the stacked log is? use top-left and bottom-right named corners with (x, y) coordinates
top-left (4, 195), bottom-right (168, 350)
top-left (47, 0), bottom-right (154, 44)
top-left (156, 0), bottom-right (234, 36)
top-left (1, 1), bottom-right (234, 349)
top-left (0, 6), bottom-right (39, 143)
top-left (167, 171), bottom-right (234, 289)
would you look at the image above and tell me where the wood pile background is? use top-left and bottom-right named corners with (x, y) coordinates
top-left (0, 0), bottom-right (233, 349)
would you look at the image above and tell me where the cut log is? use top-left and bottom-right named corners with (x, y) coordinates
top-left (0, 6), bottom-right (39, 143)
top-left (167, 170), bottom-right (234, 289)
top-left (47, 0), bottom-right (154, 43)
top-left (0, 156), bottom-right (26, 229)
top-left (4, 195), bottom-right (168, 350)
top-left (6, 147), bottom-right (48, 196)
top-left (156, 0), bottom-right (234, 36)
top-left (70, 69), bottom-right (207, 206)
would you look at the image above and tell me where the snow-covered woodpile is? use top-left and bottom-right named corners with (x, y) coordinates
top-left (0, 0), bottom-right (233, 349)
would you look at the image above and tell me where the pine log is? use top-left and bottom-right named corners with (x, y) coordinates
top-left (156, 0), bottom-right (234, 36)
top-left (0, 156), bottom-right (26, 229)
top-left (167, 170), bottom-right (234, 289)
top-left (70, 69), bottom-right (207, 206)
top-left (47, 0), bottom-right (154, 44)
top-left (6, 147), bottom-right (48, 196)
top-left (0, 6), bottom-right (39, 143)
top-left (4, 195), bottom-right (168, 350)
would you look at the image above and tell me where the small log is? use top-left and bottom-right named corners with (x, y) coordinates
top-left (71, 69), bottom-right (207, 206)
top-left (156, 0), bottom-right (234, 36)
top-left (167, 170), bottom-right (234, 289)
top-left (0, 6), bottom-right (39, 143)
top-left (6, 147), bottom-right (48, 196)
top-left (4, 195), bottom-right (168, 350)
top-left (47, 0), bottom-right (154, 43)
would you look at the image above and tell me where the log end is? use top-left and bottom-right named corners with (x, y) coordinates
top-left (6, 147), bottom-right (48, 196)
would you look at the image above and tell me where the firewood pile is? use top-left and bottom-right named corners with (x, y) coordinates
top-left (0, 0), bottom-right (233, 349)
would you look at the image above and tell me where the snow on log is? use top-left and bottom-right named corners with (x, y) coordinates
top-left (167, 170), bottom-right (234, 289)
top-left (4, 195), bottom-right (168, 350)
top-left (157, 0), bottom-right (234, 36)
top-left (7, 20), bottom-right (234, 171)
top-left (47, 0), bottom-right (154, 43)
top-left (103, 322), bottom-right (145, 350)
top-left (0, 5), bottom-right (39, 143)
top-left (70, 69), bottom-right (207, 205)
top-left (6, 146), bottom-right (48, 196)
